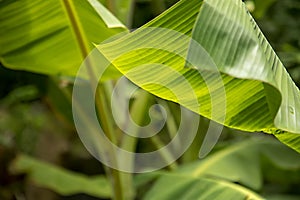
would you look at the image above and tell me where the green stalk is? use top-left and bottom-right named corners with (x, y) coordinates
top-left (150, 135), bottom-right (178, 171)
top-left (121, 91), bottom-right (178, 171)
top-left (181, 116), bottom-right (209, 163)
top-left (61, 0), bottom-right (126, 199)
top-left (120, 90), bottom-right (151, 150)
top-left (156, 100), bottom-right (179, 143)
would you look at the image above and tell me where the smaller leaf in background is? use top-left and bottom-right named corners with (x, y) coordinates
top-left (143, 175), bottom-right (263, 200)
top-left (10, 154), bottom-right (112, 198)
top-left (176, 139), bottom-right (262, 191)
top-left (142, 136), bottom-right (300, 199)
top-left (176, 136), bottom-right (300, 191)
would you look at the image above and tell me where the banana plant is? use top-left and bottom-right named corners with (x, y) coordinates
top-left (1, 0), bottom-right (299, 153)
top-left (1, 0), bottom-right (300, 199)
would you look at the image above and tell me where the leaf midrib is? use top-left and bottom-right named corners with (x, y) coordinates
top-left (61, 0), bottom-right (90, 59)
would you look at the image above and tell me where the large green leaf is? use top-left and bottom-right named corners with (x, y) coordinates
top-left (0, 0), bottom-right (125, 79)
top-left (96, 0), bottom-right (300, 152)
top-left (11, 154), bottom-right (112, 198)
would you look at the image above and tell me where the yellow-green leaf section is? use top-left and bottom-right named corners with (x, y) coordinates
top-left (96, 0), bottom-right (300, 153)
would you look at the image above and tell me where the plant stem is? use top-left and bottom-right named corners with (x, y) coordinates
top-left (181, 116), bottom-right (209, 163)
top-left (61, 0), bottom-right (126, 199)
top-left (121, 90), bottom-right (151, 150)
top-left (121, 91), bottom-right (178, 171)
top-left (150, 135), bottom-right (178, 171)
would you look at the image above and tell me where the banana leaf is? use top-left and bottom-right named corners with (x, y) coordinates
top-left (96, 0), bottom-right (300, 153)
